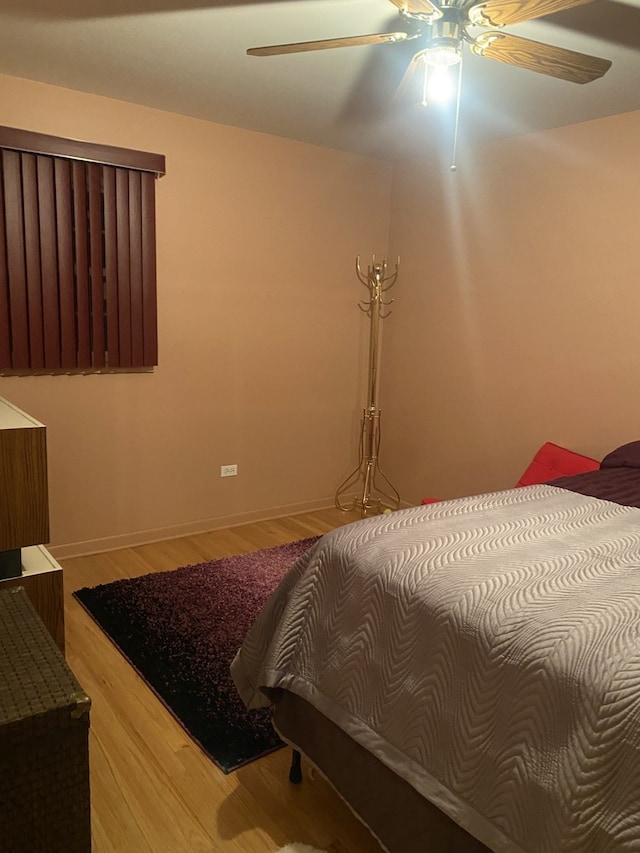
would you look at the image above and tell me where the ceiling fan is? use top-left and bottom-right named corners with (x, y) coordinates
top-left (246, 0), bottom-right (612, 100)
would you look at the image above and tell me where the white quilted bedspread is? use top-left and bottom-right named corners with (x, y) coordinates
top-left (231, 485), bottom-right (640, 853)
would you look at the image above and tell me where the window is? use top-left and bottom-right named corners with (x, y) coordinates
top-left (0, 126), bottom-right (165, 371)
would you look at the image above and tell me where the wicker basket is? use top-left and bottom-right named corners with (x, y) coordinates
top-left (0, 586), bottom-right (91, 853)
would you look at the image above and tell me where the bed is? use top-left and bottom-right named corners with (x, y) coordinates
top-left (231, 441), bottom-right (640, 853)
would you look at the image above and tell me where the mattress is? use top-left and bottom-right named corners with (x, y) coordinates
top-left (233, 482), bottom-right (640, 853)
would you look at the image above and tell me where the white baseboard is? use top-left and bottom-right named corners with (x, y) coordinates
top-left (48, 496), bottom-right (336, 560)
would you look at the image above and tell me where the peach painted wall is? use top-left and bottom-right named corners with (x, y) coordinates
top-left (0, 73), bottom-right (393, 556)
top-left (381, 109), bottom-right (640, 506)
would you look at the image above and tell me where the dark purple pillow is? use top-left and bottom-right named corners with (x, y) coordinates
top-left (600, 441), bottom-right (640, 470)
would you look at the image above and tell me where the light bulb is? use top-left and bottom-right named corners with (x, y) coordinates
top-left (427, 65), bottom-right (454, 103)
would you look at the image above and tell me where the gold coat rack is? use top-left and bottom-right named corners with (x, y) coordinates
top-left (335, 255), bottom-right (400, 517)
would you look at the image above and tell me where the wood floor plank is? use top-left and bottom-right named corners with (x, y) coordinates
top-left (62, 508), bottom-right (381, 852)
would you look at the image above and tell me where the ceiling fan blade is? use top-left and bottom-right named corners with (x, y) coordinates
top-left (393, 50), bottom-right (428, 103)
top-left (467, 0), bottom-right (594, 27)
top-left (247, 32), bottom-right (408, 56)
top-left (471, 32), bottom-right (612, 83)
top-left (388, 0), bottom-right (443, 18)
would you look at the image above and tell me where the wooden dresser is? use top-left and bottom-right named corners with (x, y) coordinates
top-left (0, 396), bottom-right (64, 652)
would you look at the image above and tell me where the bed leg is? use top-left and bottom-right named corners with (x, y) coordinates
top-left (289, 749), bottom-right (302, 784)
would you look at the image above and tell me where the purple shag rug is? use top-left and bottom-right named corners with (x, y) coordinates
top-left (73, 536), bottom-right (319, 773)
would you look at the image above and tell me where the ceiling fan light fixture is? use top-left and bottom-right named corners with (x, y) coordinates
top-left (423, 43), bottom-right (462, 66)
top-left (425, 64), bottom-right (456, 101)
top-left (422, 40), bottom-right (462, 104)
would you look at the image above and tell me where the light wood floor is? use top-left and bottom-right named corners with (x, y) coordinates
top-left (62, 507), bottom-right (383, 853)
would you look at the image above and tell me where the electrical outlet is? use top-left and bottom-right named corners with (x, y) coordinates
top-left (220, 464), bottom-right (238, 478)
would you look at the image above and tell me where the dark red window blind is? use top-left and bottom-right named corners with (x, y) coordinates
top-left (0, 126), bottom-right (165, 371)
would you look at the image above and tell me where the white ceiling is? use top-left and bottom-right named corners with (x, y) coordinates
top-left (0, 0), bottom-right (639, 160)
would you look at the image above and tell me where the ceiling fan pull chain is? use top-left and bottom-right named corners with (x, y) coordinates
top-left (450, 54), bottom-right (463, 172)
top-left (422, 62), bottom-right (429, 107)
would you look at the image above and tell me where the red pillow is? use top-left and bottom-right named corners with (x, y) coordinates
top-left (421, 442), bottom-right (599, 504)
top-left (516, 442), bottom-right (599, 487)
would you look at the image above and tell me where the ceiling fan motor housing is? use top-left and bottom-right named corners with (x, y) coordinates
top-left (424, 12), bottom-right (463, 65)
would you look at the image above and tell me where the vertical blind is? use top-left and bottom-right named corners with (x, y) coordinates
top-left (0, 127), bottom-right (165, 371)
